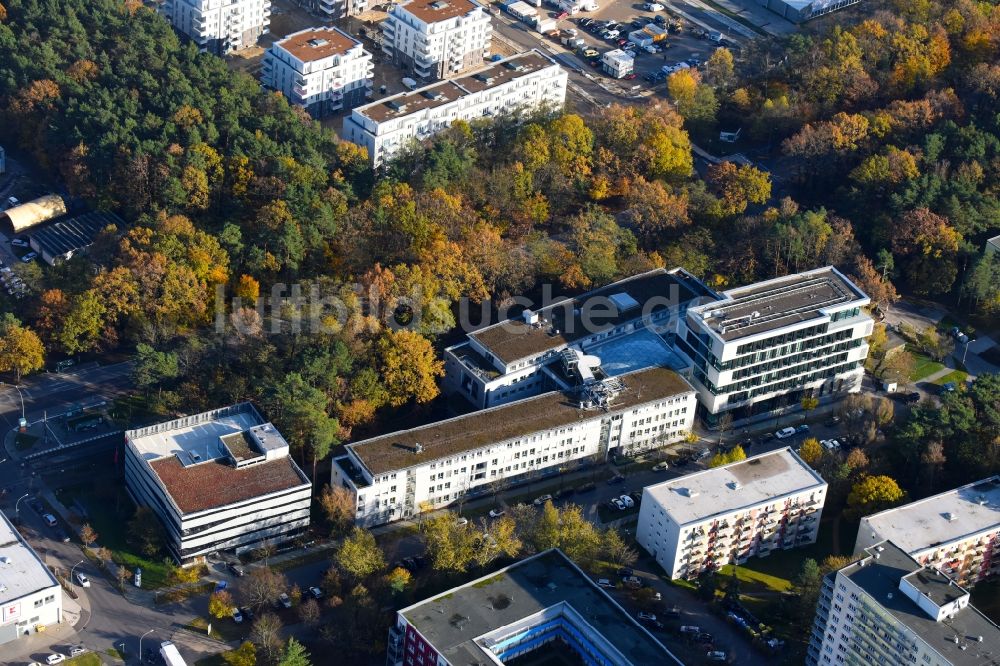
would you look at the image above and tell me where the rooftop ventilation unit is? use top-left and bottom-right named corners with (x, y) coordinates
top-left (387, 100), bottom-right (407, 112)
top-left (308, 38), bottom-right (329, 47)
top-left (414, 442), bottom-right (424, 454)
top-left (523, 309), bottom-right (539, 325)
top-left (502, 61), bottom-right (525, 72)
top-left (422, 90), bottom-right (445, 100)
top-left (473, 73), bottom-right (495, 83)
top-left (0, 556), bottom-right (10, 566)
top-left (945, 512), bottom-right (957, 522)
top-left (430, 0), bottom-right (449, 8)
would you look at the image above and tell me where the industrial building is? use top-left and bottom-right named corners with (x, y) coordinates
top-left (0, 194), bottom-right (67, 236)
top-left (387, 549), bottom-right (683, 666)
top-left (160, 0), bottom-right (270, 55)
top-left (262, 27), bottom-right (373, 117)
top-left (0, 510), bottom-right (62, 644)
top-left (333, 366), bottom-right (697, 526)
top-left (381, 0), bottom-right (492, 81)
top-left (675, 266), bottom-right (873, 423)
top-left (124, 403), bottom-right (311, 563)
top-left (343, 50), bottom-right (566, 167)
top-left (28, 210), bottom-right (120, 266)
top-left (854, 476), bottom-right (1000, 588)
top-left (756, 0), bottom-right (862, 23)
top-left (636, 448), bottom-right (827, 579)
top-left (807, 541), bottom-right (1000, 666)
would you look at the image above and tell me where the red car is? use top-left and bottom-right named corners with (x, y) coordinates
top-left (623, 73), bottom-right (637, 80)
top-left (556, 11), bottom-right (568, 19)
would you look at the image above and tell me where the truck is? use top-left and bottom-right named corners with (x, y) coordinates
top-left (160, 642), bottom-right (188, 666)
top-left (535, 17), bottom-right (558, 33)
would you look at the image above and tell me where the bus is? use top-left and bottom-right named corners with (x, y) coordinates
top-left (160, 641), bottom-right (188, 666)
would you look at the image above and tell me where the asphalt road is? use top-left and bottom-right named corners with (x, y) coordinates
top-left (0, 361), bottom-right (133, 430)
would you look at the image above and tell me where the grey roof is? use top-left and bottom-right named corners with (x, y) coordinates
top-left (29, 211), bottom-right (120, 259)
top-left (399, 549), bottom-right (682, 666)
top-left (0, 510), bottom-right (60, 606)
top-left (860, 476), bottom-right (1000, 555)
top-left (841, 542), bottom-right (1000, 666)
top-left (689, 266), bottom-right (869, 342)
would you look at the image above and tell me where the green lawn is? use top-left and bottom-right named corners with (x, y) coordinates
top-left (66, 654), bottom-right (103, 666)
top-left (718, 562), bottom-right (792, 592)
top-left (930, 369), bottom-right (968, 387)
top-left (56, 485), bottom-right (174, 589)
top-left (909, 347), bottom-right (945, 381)
top-left (186, 615), bottom-right (245, 642)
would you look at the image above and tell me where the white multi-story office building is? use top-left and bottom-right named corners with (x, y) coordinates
top-left (0, 510), bottom-right (62, 645)
top-left (387, 549), bottom-right (682, 666)
top-left (854, 476), bottom-right (1000, 588)
top-left (381, 0), bottom-right (492, 81)
top-left (675, 266), bottom-right (873, 424)
top-left (124, 403), bottom-right (311, 564)
top-left (161, 0), bottom-right (270, 55)
top-left (807, 541), bottom-right (1000, 666)
top-left (262, 27), bottom-right (373, 117)
top-left (333, 366), bottom-right (697, 526)
top-left (343, 50), bottom-right (567, 167)
top-left (443, 267), bottom-right (716, 410)
top-left (636, 448), bottom-right (827, 580)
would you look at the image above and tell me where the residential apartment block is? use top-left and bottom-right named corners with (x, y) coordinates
top-left (807, 541), bottom-right (999, 666)
top-left (387, 549), bottom-right (683, 666)
top-left (675, 266), bottom-right (873, 424)
top-left (381, 0), bottom-right (492, 81)
top-left (636, 448), bottom-right (827, 579)
top-left (161, 0), bottom-right (270, 55)
top-left (262, 27), bottom-right (373, 117)
top-left (0, 510), bottom-right (62, 645)
top-left (854, 476), bottom-right (1000, 588)
top-left (443, 267), bottom-right (717, 410)
top-left (343, 50), bottom-right (567, 167)
top-left (124, 403), bottom-right (311, 563)
top-left (333, 366), bottom-right (697, 526)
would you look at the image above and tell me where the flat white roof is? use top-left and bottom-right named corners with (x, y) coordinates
top-left (128, 405), bottom-right (263, 463)
top-left (861, 476), bottom-right (1000, 554)
top-left (0, 510), bottom-right (60, 606)
top-left (643, 448), bottom-right (826, 526)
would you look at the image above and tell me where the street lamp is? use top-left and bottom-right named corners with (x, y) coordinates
top-left (14, 493), bottom-right (29, 520)
top-left (0, 382), bottom-right (26, 421)
top-left (138, 628), bottom-right (156, 664)
top-left (70, 559), bottom-right (85, 583)
top-left (962, 338), bottom-right (976, 366)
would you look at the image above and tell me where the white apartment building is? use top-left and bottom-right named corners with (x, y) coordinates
top-left (807, 541), bottom-right (999, 666)
top-left (124, 403), bottom-right (312, 564)
top-left (161, 0), bottom-right (270, 55)
top-left (444, 268), bottom-right (717, 410)
top-left (854, 476), bottom-right (1000, 588)
top-left (262, 27), bottom-right (373, 117)
top-left (675, 266), bottom-right (873, 425)
top-left (0, 510), bottom-right (62, 645)
top-left (636, 448), bottom-right (827, 580)
top-left (381, 0), bottom-right (492, 81)
top-left (332, 366), bottom-right (697, 527)
top-left (343, 50), bottom-right (567, 167)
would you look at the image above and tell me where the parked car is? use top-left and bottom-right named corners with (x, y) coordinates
top-left (228, 563), bottom-right (246, 577)
top-left (42, 513), bottom-right (58, 527)
top-left (620, 494), bottom-right (635, 508)
top-left (596, 578), bottom-right (614, 588)
top-left (654, 14), bottom-right (667, 25)
top-left (556, 11), bottom-right (568, 19)
top-left (308, 586), bottom-right (323, 599)
top-left (774, 427), bottom-right (796, 439)
top-left (821, 439), bottom-right (841, 450)
top-left (637, 611), bottom-right (657, 621)
top-left (643, 2), bottom-right (664, 9)
top-left (455, 517), bottom-right (469, 526)
top-left (46, 654), bottom-right (66, 665)
top-left (622, 575), bottom-right (643, 588)
top-left (611, 498), bottom-right (626, 511)
top-left (21, 252), bottom-right (38, 263)
top-left (69, 646), bottom-right (87, 657)
top-left (796, 424), bottom-right (811, 434)
top-left (604, 29), bottom-right (620, 38)
top-left (278, 593), bottom-right (292, 609)
top-left (488, 508), bottom-right (506, 518)
top-left (617, 567), bottom-right (634, 577)
top-left (679, 625), bottom-right (701, 634)
top-left (533, 494), bottom-right (553, 506)
top-left (75, 572), bottom-right (91, 588)
top-left (240, 606), bottom-right (254, 622)
top-left (6, 196), bottom-right (20, 208)
top-left (941, 382), bottom-right (957, 393)
top-left (652, 461), bottom-right (669, 471)
top-left (694, 632), bottom-right (715, 644)
top-left (232, 608), bottom-right (244, 623)
top-left (623, 72), bottom-right (637, 79)
top-left (10, 238), bottom-right (29, 247)
top-left (707, 651), bottom-right (727, 661)
top-left (664, 606), bottom-right (681, 618)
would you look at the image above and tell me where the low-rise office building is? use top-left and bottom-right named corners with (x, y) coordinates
top-left (124, 403), bottom-right (311, 564)
top-left (333, 366), bottom-right (697, 526)
top-left (807, 541), bottom-right (1000, 666)
top-left (637, 448), bottom-right (827, 579)
top-left (262, 27), bottom-right (373, 117)
top-left (387, 549), bottom-right (683, 666)
top-left (381, 0), bottom-right (492, 81)
top-left (675, 266), bottom-right (873, 424)
top-left (160, 0), bottom-right (270, 55)
top-left (443, 267), bottom-right (716, 410)
top-left (854, 476), bottom-right (1000, 587)
top-left (602, 49), bottom-right (634, 78)
top-left (0, 510), bottom-right (62, 644)
top-left (343, 50), bottom-right (567, 167)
